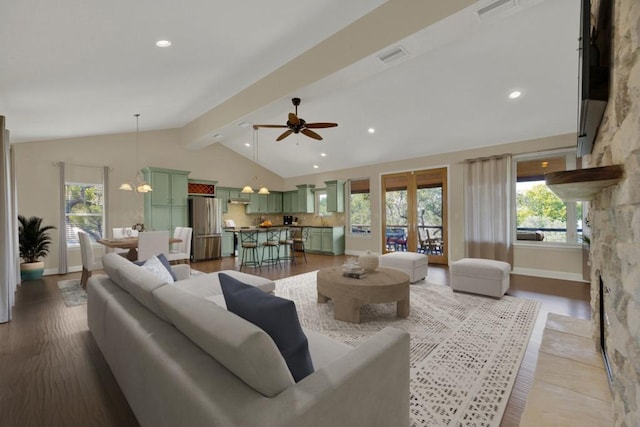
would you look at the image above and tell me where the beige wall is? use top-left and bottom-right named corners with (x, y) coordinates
top-left (14, 127), bottom-right (583, 279)
top-left (284, 132), bottom-right (583, 279)
top-left (13, 128), bottom-right (284, 273)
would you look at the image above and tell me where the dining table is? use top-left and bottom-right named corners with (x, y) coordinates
top-left (97, 236), bottom-right (182, 261)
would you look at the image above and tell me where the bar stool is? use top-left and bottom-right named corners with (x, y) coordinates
top-left (292, 227), bottom-right (309, 264)
top-left (279, 227), bottom-right (295, 264)
top-left (239, 229), bottom-right (260, 270)
top-left (261, 228), bottom-right (281, 267)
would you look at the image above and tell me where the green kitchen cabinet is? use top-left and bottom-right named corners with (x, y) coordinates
top-left (221, 231), bottom-right (235, 256)
top-left (143, 167), bottom-right (190, 234)
top-left (282, 190), bottom-right (299, 213)
top-left (308, 228), bottom-right (323, 252)
top-left (305, 226), bottom-right (345, 255)
top-left (245, 193), bottom-right (267, 214)
top-left (297, 184), bottom-right (315, 213)
top-left (268, 192), bottom-right (282, 213)
top-left (282, 191), bottom-right (293, 213)
top-left (325, 180), bottom-right (345, 212)
top-left (215, 187), bottom-right (230, 213)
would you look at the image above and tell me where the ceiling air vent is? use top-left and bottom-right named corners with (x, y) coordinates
top-left (477, 0), bottom-right (517, 18)
top-left (377, 46), bottom-right (408, 65)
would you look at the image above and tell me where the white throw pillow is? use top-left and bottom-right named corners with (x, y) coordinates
top-left (142, 255), bottom-right (175, 283)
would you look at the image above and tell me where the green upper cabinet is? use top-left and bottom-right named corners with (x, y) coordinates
top-left (282, 190), bottom-right (299, 213)
top-left (297, 184), bottom-right (315, 213)
top-left (268, 192), bottom-right (282, 213)
top-left (215, 187), bottom-right (230, 213)
top-left (325, 180), bottom-right (345, 212)
top-left (143, 167), bottom-right (190, 233)
top-left (245, 191), bottom-right (283, 214)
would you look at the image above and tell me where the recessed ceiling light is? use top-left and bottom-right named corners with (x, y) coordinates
top-left (238, 121), bottom-right (251, 128)
top-left (313, 165), bottom-right (319, 169)
top-left (508, 91), bottom-right (521, 99)
top-left (244, 143), bottom-right (251, 147)
top-left (368, 128), bottom-right (375, 134)
top-left (155, 40), bottom-right (172, 48)
top-left (321, 153), bottom-right (327, 157)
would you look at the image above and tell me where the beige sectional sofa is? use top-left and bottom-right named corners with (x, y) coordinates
top-left (88, 253), bottom-right (410, 427)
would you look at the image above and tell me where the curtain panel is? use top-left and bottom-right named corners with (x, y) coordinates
top-left (463, 154), bottom-right (513, 264)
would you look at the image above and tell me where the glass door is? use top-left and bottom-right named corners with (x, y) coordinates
top-left (382, 167), bottom-right (447, 265)
top-left (416, 168), bottom-right (447, 264)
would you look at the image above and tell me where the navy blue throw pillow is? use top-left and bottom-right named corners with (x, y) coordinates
top-left (133, 253), bottom-right (178, 282)
top-left (219, 273), bottom-right (314, 382)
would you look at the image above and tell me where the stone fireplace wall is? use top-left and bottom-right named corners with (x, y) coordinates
top-left (587, 0), bottom-right (640, 425)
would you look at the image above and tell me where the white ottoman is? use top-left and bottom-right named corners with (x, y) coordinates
top-left (379, 252), bottom-right (428, 283)
top-left (450, 258), bottom-right (511, 298)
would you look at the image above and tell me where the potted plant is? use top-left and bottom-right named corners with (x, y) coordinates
top-left (18, 215), bottom-right (56, 281)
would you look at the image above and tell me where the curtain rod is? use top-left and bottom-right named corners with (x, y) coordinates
top-left (53, 161), bottom-right (113, 170)
top-left (460, 153), bottom-right (512, 164)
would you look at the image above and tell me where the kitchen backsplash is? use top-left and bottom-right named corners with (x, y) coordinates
top-left (222, 203), bottom-right (346, 228)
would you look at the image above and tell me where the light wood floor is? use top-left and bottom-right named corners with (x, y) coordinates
top-left (0, 254), bottom-right (590, 427)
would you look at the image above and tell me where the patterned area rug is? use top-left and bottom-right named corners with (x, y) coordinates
top-left (274, 271), bottom-right (540, 427)
top-left (57, 268), bottom-right (205, 307)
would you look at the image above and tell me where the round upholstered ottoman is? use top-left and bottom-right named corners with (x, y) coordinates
top-left (450, 258), bottom-right (511, 298)
top-left (378, 252), bottom-right (428, 283)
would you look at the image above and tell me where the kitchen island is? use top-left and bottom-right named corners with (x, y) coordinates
top-left (223, 225), bottom-right (345, 260)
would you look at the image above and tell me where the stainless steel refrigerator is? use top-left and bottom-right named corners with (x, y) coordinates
top-left (189, 197), bottom-right (222, 261)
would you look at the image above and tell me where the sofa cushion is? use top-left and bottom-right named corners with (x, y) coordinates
top-left (134, 253), bottom-right (177, 281)
top-left (219, 273), bottom-right (314, 382)
top-left (137, 255), bottom-right (175, 283)
top-left (176, 270), bottom-right (275, 299)
top-left (111, 256), bottom-right (171, 321)
top-left (152, 284), bottom-right (295, 397)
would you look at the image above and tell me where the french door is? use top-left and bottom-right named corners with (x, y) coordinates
top-left (381, 167), bottom-right (447, 265)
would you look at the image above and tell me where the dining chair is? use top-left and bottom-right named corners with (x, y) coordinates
top-left (170, 227), bottom-right (183, 252)
top-left (137, 230), bottom-right (170, 262)
top-left (167, 227), bottom-right (192, 264)
top-left (78, 231), bottom-right (103, 289)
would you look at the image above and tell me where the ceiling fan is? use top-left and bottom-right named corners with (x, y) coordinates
top-left (252, 97), bottom-right (338, 142)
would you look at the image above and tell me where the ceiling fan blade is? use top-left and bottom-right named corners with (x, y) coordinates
top-left (253, 124), bottom-right (288, 129)
top-left (301, 129), bottom-right (323, 140)
top-left (276, 129), bottom-right (293, 141)
top-left (305, 122), bottom-right (338, 129)
top-left (288, 113), bottom-right (300, 126)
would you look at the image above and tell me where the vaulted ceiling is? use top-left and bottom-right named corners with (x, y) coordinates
top-left (1, 0), bottom-right (579, 177)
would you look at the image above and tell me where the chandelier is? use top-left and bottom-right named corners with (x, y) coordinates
top-left (241, 128), bottom-right (269, 195)
top-left (119, 114), bottom-right (152, 193)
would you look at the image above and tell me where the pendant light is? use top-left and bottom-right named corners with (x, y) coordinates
top-left (241, 128), bottom-right (269, 194)
top-left (119, 114), bottom-right (152, 193)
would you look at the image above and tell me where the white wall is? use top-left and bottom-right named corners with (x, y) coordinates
top-left (13, 128), bottom-right (584, 280)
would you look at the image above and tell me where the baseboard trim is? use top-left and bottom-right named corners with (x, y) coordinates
top-left (44, 265), bottom-right (82, 276)
top-left (512, 267), bottom-right (588, 283)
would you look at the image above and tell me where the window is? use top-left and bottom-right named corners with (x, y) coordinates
top-left (65, 182), bottom-right (104, 246)
top-left (515, 150), bottom-right (582, 244)
top-left (348, 178), bottom-right (371, 234)
top-left (316, 189), bottom-right (330, 217)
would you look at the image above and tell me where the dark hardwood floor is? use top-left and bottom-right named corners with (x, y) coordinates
top-left (0, 254), bottom-right (590, 427)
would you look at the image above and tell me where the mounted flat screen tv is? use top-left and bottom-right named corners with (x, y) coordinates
top-left (577, 0), bottom-right (613, 157)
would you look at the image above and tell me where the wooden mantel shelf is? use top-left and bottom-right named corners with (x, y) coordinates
top-left (545, 165), bottom-right (624, 201)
